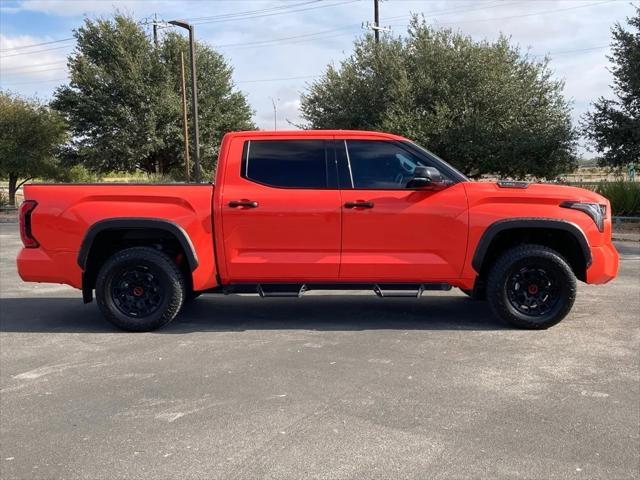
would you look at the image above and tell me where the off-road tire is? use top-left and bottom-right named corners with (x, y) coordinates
top-left (486, 244), bottom-right (577, 329)
top-left (96, 247), bottom-right (186, 331)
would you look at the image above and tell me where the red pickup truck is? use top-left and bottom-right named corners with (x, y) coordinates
top-left (17, 130), bottom-right (619, 331)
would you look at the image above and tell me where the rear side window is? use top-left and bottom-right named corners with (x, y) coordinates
top-left (242, 140), bottom-right (329, 188)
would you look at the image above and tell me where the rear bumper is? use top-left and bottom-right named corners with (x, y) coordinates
top-left (17, 248), bottom-right (82, 288)
top-left (586, 242), bottom-right (619, 284)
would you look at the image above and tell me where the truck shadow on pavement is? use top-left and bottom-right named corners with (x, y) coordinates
top-left (0, 294), bottom-right (509, 333)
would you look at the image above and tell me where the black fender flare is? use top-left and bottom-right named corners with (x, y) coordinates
top-left (77, 218), bottom-right (199, 272)
top-left (471, 218), bottom-right (592, 273)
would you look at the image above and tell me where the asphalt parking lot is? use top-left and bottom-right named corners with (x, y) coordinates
top-left (1, 222), bottom-right (638, 479)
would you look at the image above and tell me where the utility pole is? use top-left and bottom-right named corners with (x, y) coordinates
top-left (169, 20), bottom-right (201, 183)
top-left (270, 97), bottom-right (279, 130)
top-left (363, 0), bottom-right (391, 42)
top-left (373, 0), bottom-right (380, 43)
top-left (180, 51), bottom-right (191, 182)
top-left (152, 14), bottom-right (160, 173)
top-left (152, 13), bottom-right (159, 47)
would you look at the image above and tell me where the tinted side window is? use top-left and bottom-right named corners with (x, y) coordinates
top-left (345, 140), bottom-right (428, 189)
top-left (243, 140), bottom-right (328, 188)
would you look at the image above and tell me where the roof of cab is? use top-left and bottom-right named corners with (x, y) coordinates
top-left (225, 130), bottom-right (407, 141)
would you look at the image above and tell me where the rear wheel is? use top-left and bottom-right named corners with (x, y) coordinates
top-left (486, 244), bottom-right (576, 329)
top-left (95, 247), bottom-right (186, 331)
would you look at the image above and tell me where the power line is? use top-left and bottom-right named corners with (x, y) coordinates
top-left (0, 44), bottom-right (74, 58)
top-left (532, 44), bottom-right (609, 57)
top-left (1, 40), bottom-right (610, 77)
top-left (383, 1), bottom-right (522, 23)
top-left (0, 77), bottom-right (68, 86)
top-left (0, 0), bottom-right (338, 58)
top-left (1, 66), bottom-right (67, 76)
top-left (215, 25), bottom-right (360, 49)
top-left (0, 73), bottom-right (321, 87)
top-left (0, 1), bottom-right (615, 69)
top-left (237, 75), bottom-right (319, 84)
top-left (0, 37), bottom-right (74, 53)
top-left (187, 1), bottom-right (321, 22)
top-left (0, 60), bottom-right (65, 72)
top-left (418, 0), bottom-right (616, 27)
top-left (192, 0), bottom-right (358, 25)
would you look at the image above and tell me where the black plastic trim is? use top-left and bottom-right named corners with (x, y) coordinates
top-left (77, 218), bottom-right (199, 272)
top-left (471, 218), bottom-right (592, 273)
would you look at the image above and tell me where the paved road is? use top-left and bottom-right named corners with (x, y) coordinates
top-left (1, 223), bottom-right (638, 479)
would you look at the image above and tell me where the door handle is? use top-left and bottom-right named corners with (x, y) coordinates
top-left (228, 200), bottom-right (259, 208)
top-left (344, 201), bottom-right (374, 209)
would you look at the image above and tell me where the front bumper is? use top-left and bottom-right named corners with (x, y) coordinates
top-left (586, 242), bottom-right (619, 284)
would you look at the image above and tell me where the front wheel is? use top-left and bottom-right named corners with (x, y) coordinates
top-left (486, 244), bottom-right (577, 329)
top-left (95, 247), bottom-right (186, 331)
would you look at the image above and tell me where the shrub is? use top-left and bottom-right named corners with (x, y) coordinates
top-left (64, 165), bottom-right (103, 183)
top-left (595, 181), bottom-right (640, 216)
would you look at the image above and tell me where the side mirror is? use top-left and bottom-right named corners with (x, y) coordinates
top-left (407, 166), bottom-right (445, 189)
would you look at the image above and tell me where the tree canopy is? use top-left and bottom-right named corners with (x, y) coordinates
top-left (52, 14), bottom-right (255, 178)
top-left (0, 92), bottom-right (67, 205)
top-left (301, 17), bottom-right (578, 179)
top-left (583, 7), bottom-right (640, 169)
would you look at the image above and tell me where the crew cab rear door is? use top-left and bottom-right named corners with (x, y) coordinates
top-left (219, 136), bottom-right (341, 282)
top-left (337, 138), bottom-right (468, 281)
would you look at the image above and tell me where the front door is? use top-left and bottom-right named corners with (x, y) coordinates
top-left (220, 137), bottom-right (341, 282)
top-left (337, 139), bottom-right (469, 282)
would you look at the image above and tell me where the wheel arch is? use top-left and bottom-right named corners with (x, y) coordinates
top-left (78, 218), bottom-right (198, 302)
top-left (472, 218), bottom-right (592, 282)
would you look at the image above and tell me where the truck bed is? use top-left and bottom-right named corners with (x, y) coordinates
top-left (17, 183), bottom-right (219, 291)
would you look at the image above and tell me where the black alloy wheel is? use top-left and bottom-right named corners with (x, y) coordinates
top-left (110, 264), bottom-right (164, 318)
top-left (505, 265), bottom-right (560, 317)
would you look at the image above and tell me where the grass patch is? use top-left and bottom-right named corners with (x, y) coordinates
top-left (594, 181), bottom-right (640, 216)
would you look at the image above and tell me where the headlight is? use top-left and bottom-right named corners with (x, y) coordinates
top-left (560, 201), bottom-right (607, 232)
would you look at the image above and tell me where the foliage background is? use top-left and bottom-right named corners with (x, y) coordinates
top-left (301, 17), bottom-right (578, 180)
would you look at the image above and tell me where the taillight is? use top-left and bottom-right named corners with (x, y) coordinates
top-left (19, 200), bottom-right (39, 248)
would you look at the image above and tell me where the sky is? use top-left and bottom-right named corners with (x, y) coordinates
top-left (0, 0), bottom-right (637, 156)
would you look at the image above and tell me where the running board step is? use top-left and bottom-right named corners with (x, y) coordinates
top-left (219, 283), bottom-right (451, 298)
top-left (257, 284), bottom-right (307, 298)
top-left (374, 283), bottom-right (451, 298)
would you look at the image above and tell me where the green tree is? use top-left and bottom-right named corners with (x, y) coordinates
top-left (583, 7), bottom-right (639, 169)
top-left (301, 17), bottom-right (577, 179)
top-left (52, 14), bottom-right (254, 178)
top-left (0, 92), bottom-right (67, 206)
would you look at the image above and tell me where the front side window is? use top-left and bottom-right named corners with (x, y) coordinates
top-left (242, 140), bottom-right (329, 188)
top-left (344, 140), bottom-right (432, 190)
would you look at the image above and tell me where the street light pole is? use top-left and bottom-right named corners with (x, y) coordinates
top-left (169, 20), bottom-right (201, 183)
top-left (270, 97), bottom-right (279, 130)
